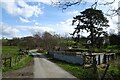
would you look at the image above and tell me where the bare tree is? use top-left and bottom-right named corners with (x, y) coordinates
top-left (52, 0), bottom-right (119, 16)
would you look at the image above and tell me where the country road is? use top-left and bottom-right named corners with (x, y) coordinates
top-left (3, 50), bottom-right (78, 79)
top-left (31, 52), bottom-right (77, 79)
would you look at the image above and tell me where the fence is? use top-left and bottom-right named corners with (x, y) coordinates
top-left (2, 54), bottom-right (26, 68)
top-left (48, 51), bottom-right (117, 65)
top-left (2, 54), bottom-right (12, 67)
top-left (2, 49), bottom-right (29, 68)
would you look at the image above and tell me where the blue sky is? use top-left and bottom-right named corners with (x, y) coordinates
top-left (0, 0), bottom-right (119, 39)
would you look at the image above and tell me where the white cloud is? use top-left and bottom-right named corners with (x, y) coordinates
top-left (1, 0), bottom-right (119, 38)
top-left (1, 0), bottom-right (118, 18)
top-left (55, 16), bottom-right (118, 36)
top-left (107, 16), bottom-right (118, 34)
top-left (35, 22), bottom-right (39, 26)
top-left (15, 24), bottom-right (55, 35)
top-left (32, 0), bottom-right (52, 4)
top-left (17, 0), bottom-right (27, 8)
top-left (0, 22), bottom-right (19, 38)
top-left (54, 19), bottom-right (75, 35)
top-left (19, 4), bottom-right (43, 18)
top-left (1, 0), bottom-right (43, 19)
top-left (1, 0), bottom-right (18, 16)
top-left (26, 0), bottom-right (59, 4)
top-left (30, 26), bottom-right (55, 34)
top-left (67, 11), bottom-right (80, 15)
top-left (19, 17), bottom-right (30, 23)
top-left (25, 20), bottom-right (75, 36)
top-left (1, 0), bottom-right (58, 5)
top-left (55, 19), bottom-right (91, 37)
top-left (16, 25), bottom-right (29, 31)
top-left (1, 0), bottom-right (15, 2)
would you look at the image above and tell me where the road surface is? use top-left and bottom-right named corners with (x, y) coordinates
top-left (31, 52), bottom-right (77, 79)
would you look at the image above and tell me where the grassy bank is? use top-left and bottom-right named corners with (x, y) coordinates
top-left (2, 46), bottom-right (33, 72)
top-left (2, 55), bottom-right (32, 72)
top-left (49, 58), bottom-right (96, 79)
top-left (49, 57), bottom-right (120, 79)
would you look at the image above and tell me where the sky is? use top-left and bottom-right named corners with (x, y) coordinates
top-left (0, 0), bottom-right (120, 39)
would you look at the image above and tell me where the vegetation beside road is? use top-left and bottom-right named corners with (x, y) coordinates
top-left (1, 24), bottom-right (120, 77)
top-left (3, 55), bottom-right (32, 72)
top-left (49, 57), bottom-right (120, 79)
top-left (49, 58), bottom-right (96, 79)
top-left (2, 45), bottom-right (33, 72)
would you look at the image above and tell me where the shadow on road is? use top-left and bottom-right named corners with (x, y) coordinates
top-left (30, 53), bottom-right (46, 58)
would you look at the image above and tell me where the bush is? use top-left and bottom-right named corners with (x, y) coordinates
top-left (37, 48), bottom-right (45, 53)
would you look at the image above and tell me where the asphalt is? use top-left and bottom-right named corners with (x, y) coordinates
top-left (32, 52), bottom-right (77, 79)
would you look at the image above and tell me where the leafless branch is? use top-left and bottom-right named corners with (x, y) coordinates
top-left (99, 0), bottom-right (115, 5)
top-left (91, 0), bottom-right (98, 9)
top-left (52, 0), bottom-right (83, 10)
top-left (51, 0), bottom-right (119, 17)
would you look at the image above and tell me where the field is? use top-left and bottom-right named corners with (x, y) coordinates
top-left (2, 46), bottom-right (19, 54)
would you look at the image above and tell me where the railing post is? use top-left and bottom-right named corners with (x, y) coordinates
top-left (107, 55), bottom-right (109, 63)
top-left (9, 57), bottom-right (12, 67)
top-left (4, 58), bottom-right (7, 67)
top-left (103, 54), bottom-right (106, 64)
top-left (101, 64), bottom-right (110, 80)
top-left (98, 55), bottom-right (100, 65)
top-left (111, 54), bottom-right (115, 60)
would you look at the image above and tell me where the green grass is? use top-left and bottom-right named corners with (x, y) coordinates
top-left (49, 58), bottom-right (120, 79)
top-left (2, 46), bottom-right (19, 54)
top-left (2, 55), bottom-right (32, 72)
top-left (107, 60), bottom-right (120, 79)
top-left (2, 46), bottom-right (21, 70)
top-left (2, 46), bottom-right (33, 72)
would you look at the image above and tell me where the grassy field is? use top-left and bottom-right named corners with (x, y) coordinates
top-left (2, 46), bottom-right (19, 54)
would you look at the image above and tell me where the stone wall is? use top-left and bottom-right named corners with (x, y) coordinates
top-left (54, 53), bottom-right (83, 65)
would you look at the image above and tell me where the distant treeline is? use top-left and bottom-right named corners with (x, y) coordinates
top-left (2, 32), bottom-right (120, 52)
top-left (2, 32), bottom-right (73, 51)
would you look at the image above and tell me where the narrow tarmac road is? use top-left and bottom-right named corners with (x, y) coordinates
top-left (32, 52), bottom-right (77, 79)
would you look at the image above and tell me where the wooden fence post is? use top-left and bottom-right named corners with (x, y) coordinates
top-left (4, 58), bottom-right (6, 67)
top-left (15, 55), bottom-right (17, 64)
top-left (98, 55), bottom-right (100, 65)
top-left (19, 55), bottom-right (21, 61)
top-left (83, 54), bottom-right (86, 66)
top-left (101, 64), bottom-right (110, 80)
top-left (103, 54), bottom-right (106, 64)
top-left (9, 57), bottom-right (12, 67)
top-left (93, 55), bottom-right (100, 79)
top-left (107, 55), bottom-right (110, 63)
top-left (111, 54), bottom-right (115, 60)
top-left (93, 56), bottom-right (97, 73)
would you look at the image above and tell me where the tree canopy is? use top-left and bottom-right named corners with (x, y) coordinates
top-left (71, 8), bottom-right (109, 47)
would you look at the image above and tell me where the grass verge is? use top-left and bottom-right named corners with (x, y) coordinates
top-left (48, 55), bottom-right (120, 80)
top-left (49, 58), bottom-right (96, 79)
